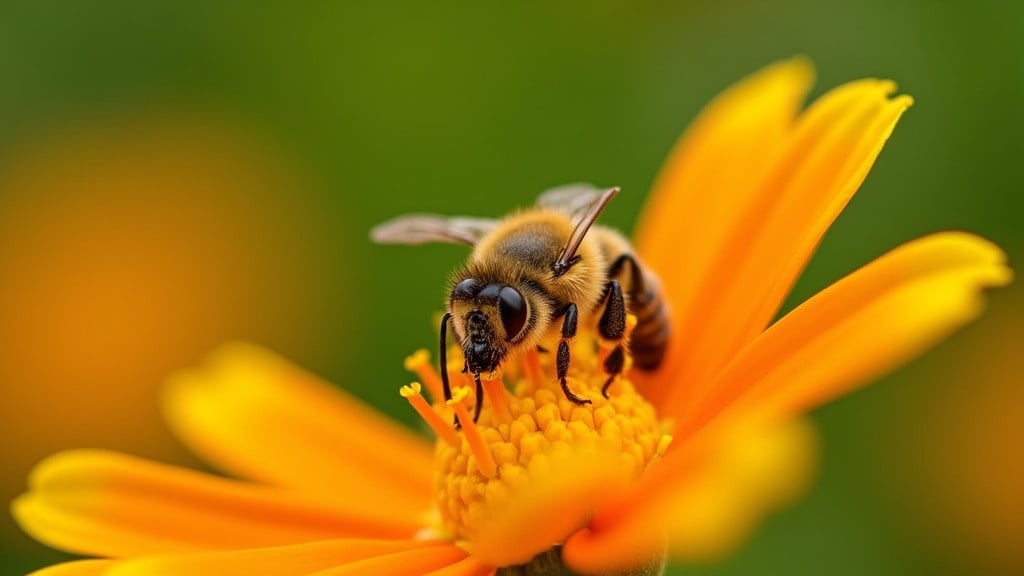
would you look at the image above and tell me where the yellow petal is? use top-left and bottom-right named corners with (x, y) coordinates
top-left (469, 445), bottom-right (633, 568)
top-left (563, 418), bottom-right (817, 571)
top-left (662, 419), bottom-right (818, 558)
top-left (104, 539), bottom-right (446, 576)
top-left (684, 232), bottom-right (1012, 435)
top-left (163, 343), bottom-right (433, 509)
top-left (636, 58), bottom-right (812, 291)
top-left (650, 74), bottom-right (912, 421)
top-left (306, 545), bottom-right (468, 576)
top-left (633, 57), bottom-right (813, 404)
top-left (28, 560), bottom-right (116, 576)
top-left (12, 450), bottom-right (422, 558)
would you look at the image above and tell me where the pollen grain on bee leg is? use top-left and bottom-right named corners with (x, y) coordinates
top-left (404, 349), bottom-right (445, 402)
top-left (401, 383), bottom-right (460, 446)
top-left (626, 313), bottom-right (638, 333)
top-left (448, 387), bottom-right (498, 478)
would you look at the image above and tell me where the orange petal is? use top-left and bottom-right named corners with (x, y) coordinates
top-left (104, 539), bottom-right (446, 576)
top-left (563, 529), bottom-right (665, 576)
top-left (564, 418), bottom-right (818, 572)
top-left (469, 446), bottom-right (633, 567)
top-left (163, 343), bottom-right (434, 509)
top-left (661, 418), bottom-right (818, 558)
top-left (29, 560), bottom-right (116, 576)
top-left (685, 232), bottom-right (1012, 435)
top-left (424, 557), bottom-right (495, 576)
top-left (648, 73), bottom-right (912, 421)
top-left (306, 545), bottom-right (468, 576)
top-left (12, 450), bottom-right (422, 558)
top-left (633, 57), bottom-right (813, 404)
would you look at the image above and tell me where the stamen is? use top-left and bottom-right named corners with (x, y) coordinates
top-left (522, 347), bottom-right (545, 388)
top-left (447, 387), bottom-right (497, 478)
top-left (401, 383), bottom-right (460, 446)
top-left (481, 371), bottom-right (512, 423)
top-left (643, 434), bottom-right (674, 475)
top-left (404, 349), bottom-right (445, 402)
top-left (656, 434), bottom-right (673, 457)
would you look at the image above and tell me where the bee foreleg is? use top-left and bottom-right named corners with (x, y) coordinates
top-left (557, 303), bottom-right (591, 405)
top-left (598, 279), bottom-right (627, 398)
top-left (440, 312), bottom-right (461, 429)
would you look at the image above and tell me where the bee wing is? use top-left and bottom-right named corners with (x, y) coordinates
top-left (539, 184), bottom-right (619, 272)
top-left (537, 183), bottom-right (609, 219)
top-left (370, 214), bottom-right (498, 246)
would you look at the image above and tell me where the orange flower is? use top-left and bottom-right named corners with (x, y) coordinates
top-left (12, 58), bottom-right (1011, 576)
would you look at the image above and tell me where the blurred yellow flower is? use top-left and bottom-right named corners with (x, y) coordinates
top-left (889, 285), bottom-right (1024, 575)
top-left (12, 59), bottom-right (1011, 575)
top-left (0, 114), bottom-right (341, 557)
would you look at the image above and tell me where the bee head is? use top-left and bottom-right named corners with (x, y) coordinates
top-left (449, 277), bottom-right (530, 374)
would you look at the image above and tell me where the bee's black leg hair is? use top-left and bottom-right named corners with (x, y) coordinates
top-left (439, 312), bottom-right (461, 429)
top-left (557, 302), bottom-right (591, 405)
top-left (601, 346), bottom-right (625, 398)
top-left (598, 280), bottom-right (627, 398)
top-left (599, 280), bottom-right (627, 340)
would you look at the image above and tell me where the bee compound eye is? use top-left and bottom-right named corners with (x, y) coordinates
top-left (498, 286), bottom-right (527, 340)
top-left (453, 278), bottom-right (479, 299)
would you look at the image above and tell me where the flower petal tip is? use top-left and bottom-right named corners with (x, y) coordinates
top-left (23, 449), bottom-right (107, 491)
top-left (10, 492), bottom-right (33, 528)
top-left (767, 55), bottom-right (815, 87)
top-left (885, 89), bottom-right (914, 120)
top-left (934, 231), bottom-right (1014, 286)
top-left (730, 56), bottom-right (815, 111)
top-left (10, 490), bottom-right (75, 558)
top-left (160, 341), bottom-right (265, 410)
top-left (26, 560), bottom-right (116, 576)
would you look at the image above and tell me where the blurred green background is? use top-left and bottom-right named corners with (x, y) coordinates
top-left (1, 1), bottom-right (1021, 574)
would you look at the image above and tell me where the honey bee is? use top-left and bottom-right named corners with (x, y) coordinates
top-left (371, 185), bottom-right (669, 422)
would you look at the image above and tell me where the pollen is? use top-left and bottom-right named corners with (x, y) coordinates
top-left (400, 382), bottom-right (460, 446)
top-left (404, 349), bottom-right (445, 402)
top-left (405, 333), bottom-right (667, 545)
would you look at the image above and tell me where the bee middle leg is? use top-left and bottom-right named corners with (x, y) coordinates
top-left (598, 279), bottom-right (627, 398)
top-left (557, 302), bottom-right (591, 405)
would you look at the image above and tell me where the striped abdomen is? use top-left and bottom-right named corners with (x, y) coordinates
top-left (624, 262), bottom-right (669, 370)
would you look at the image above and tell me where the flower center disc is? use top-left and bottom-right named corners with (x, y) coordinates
top-left (430, 335), bottom-right (666, 547)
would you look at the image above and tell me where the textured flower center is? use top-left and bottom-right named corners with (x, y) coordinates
top-left (403, 330), bottom-right (669, 548)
